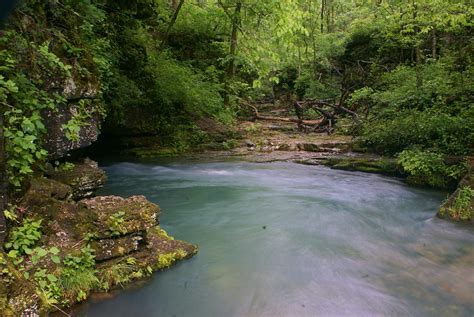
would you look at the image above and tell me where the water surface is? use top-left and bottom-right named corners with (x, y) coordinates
top-left (76, 161), bottom-right (474, 317)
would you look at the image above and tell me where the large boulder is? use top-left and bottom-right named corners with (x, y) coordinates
top-left (42, 73), bottom-right (101, 160)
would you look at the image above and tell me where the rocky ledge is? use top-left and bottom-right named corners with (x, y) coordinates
top-left (438, 159), bottom-right (474, 222)
top-left (0, 160), bottom-right (197, 316)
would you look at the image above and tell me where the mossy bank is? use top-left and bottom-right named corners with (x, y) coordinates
top-left (0, 160), bottom-right (197, 316)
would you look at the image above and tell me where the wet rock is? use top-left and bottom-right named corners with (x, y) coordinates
top-left (47, 158), bottom-right (107, 200)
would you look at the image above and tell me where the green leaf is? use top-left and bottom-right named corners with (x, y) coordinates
top-left (49, 246), bottom-right (60, 255)
top-left (51, 255), bottom-right (61, 264)
top-left (47, 274), bottom-right (58, 283)
top-left (36, 248), bottom-right (48, 257)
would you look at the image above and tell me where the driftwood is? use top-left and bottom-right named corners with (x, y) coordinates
top-left (243, 103), bottom-right (324, 126)
top-left (242, 97), bottom-right (358, 134)
top-left (294, 99), bottom-right (359, 134)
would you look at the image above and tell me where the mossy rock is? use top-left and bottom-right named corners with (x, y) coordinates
top-left (91, 235), bottom-right (146, 261)
top-left (95, 226), bottom-right (198, 291)
top-left (438, 167), bottom-right (474, 222)
top-left (47, 158), bottom-right (107, 200)
top-left (25, 177), bottom-right (72, 201)
top-left (319, 156), bottom-right (400, 176)
top-left (124, 147), bottom-right (179, 158)
top-left (78, 195), bottom-right (160, 239)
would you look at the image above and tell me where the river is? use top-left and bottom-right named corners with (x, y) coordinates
top-left (74, 161), bottom-right (474, 317)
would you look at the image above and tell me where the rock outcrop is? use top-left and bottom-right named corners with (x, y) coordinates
top-left (0, 160), bottom-right (197, 315)
top-left (46, 158), bottom-right (107, 200)
top-left (438, 159), bottom-right (474, 222)
top-left (42, 75), bottom-right (102, 160)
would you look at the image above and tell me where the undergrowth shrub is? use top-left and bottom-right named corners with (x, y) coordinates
top-left (397, 149), bottom-right (467, 187)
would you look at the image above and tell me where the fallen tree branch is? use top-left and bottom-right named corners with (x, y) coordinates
top-left (241, 102), bottom-right (323, 126)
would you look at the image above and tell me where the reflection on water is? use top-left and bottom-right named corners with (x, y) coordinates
top-left (75, 161), bottom-right (474, 317)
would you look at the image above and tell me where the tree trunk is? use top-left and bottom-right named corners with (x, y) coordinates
top-left (432, 27), bottom-right (437, 59)
top-left (412, 0), bottom-right (422, 88)
top-left (171, 0), bottom-right (179, 10)
top-left (320, 0), bottom-right (325, 33)
top-left (227, 1), bottom-right (242, 79)
top-left (223, 1), bottom-right (242, 106)
top-left (326, 0), bottom-right (331, 33)
top-left (160, 0), bottom-right (186, 49)
top-left (0, 109), bottom-right (8, 244)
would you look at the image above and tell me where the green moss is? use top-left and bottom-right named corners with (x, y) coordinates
top-left (98, 257), bottom-right (144, 291)
top-left (321, 157), bottom-right (399, 176)
top-left (443, 186), bottom-right (474, 221)
top-left (350, 140), bottom-right (369, 153)
top-left (156, 226), bottom-right (174, 240)
top-left (156, 249), bottom-right (188, 270)
top-left (222, 139), bottom-right (240, 150)
top-left (125, 147), bottom-right (179, 158)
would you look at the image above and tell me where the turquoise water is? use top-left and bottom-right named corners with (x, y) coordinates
top-left (75, 161), bottom-right (474, 317)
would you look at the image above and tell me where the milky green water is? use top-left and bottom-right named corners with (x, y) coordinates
top-left (75, 161), bottom-right (474, 317)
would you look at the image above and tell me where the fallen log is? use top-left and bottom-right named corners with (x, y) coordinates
top-left (242, 102), bottom-right (324, 126)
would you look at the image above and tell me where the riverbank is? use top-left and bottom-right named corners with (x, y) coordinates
top-left (0, 159), bottom-right (197, 316)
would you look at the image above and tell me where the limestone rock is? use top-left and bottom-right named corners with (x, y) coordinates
top-left (78, 195), bottom-right (159, 239)
top-left (25, 177), bottom-right (72, 201)
top-left (47, 159), bottom-right (107, 200)
top-left (92, 235), bottom-right (145, 261)
top-left (297, 143), bottom-right (320, 152)
top-left (41, 101), bottom-right (101, 160)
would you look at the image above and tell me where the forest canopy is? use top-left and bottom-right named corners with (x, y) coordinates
top-left (0, 0), bottom-right (473, 187)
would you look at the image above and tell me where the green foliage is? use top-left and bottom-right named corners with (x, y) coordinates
top-left (60, 245), bottom-right (98, 302)
top-left (2, 204), bottom-right (19, 223)
top-left (62, 245), bottom-right (96, 271)
top-left (107, 211), bottom-right (126, 237)
top-left (156, 249), bottom-right (187, 270)
top-left (61, 270), bottom-right (97, 301)
top-left (397, 150), bottom-right (466, 188)
top-left (54, 161), bottom-right (75, 172)
top-left (446, 186), bottom-right (474, 221)
top-left (33, 268), bottom-right (63, 306)
top-left (4, 219), bottom-right (42, 256)
top-left (0, 21), bottom-right (87, 188)
top-left (244, 123), bottom-right (262, 135)
top-left (360, 109), bottom-right (473, 156)
top-left (31, 246), bottom-right (61, 266)
top-left (98, 257), bottom-right (149, 291)
top-left (222, 139), bottom-right (239, 151)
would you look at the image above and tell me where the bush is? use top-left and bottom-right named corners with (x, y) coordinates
top-left (4, 218), bottom-right (42, 255)
top-left (397, 149), bottom-right (467, 187)
top-left (447, 186), bottom-right (474, 221)
top-left (361, 109), bottom-right (474, 156)
top-left (356, 57), bottom-right (474, 157)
